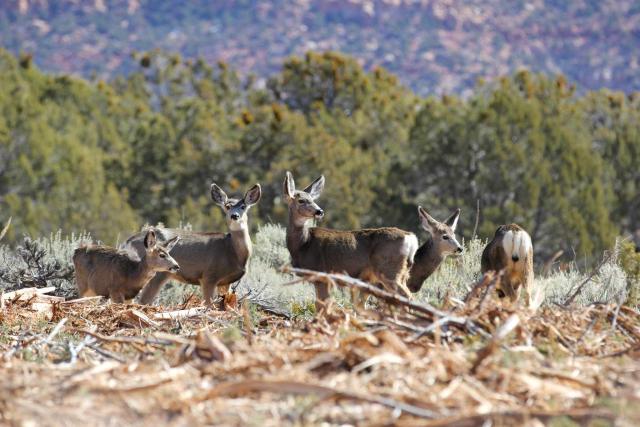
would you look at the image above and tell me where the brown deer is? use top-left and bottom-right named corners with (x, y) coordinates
top-left (73, 228), bottom-right (180, 302)
top-left (283, 171), bottom-right (418, 310)
top-left (481, 223), bottom-right (534, 304)
top-left (124, 183), bottom-right (261, 306)
top-left (407, 206), bottom-right (463, 292)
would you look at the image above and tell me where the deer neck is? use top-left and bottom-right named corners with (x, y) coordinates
top-left (135, 255), bottom-right (157, 288)
top-left (409, 238), bottom-right (445, 287)
top-left (229, 226), bottom-right (252, 266)
top-left (286, 212), bottom-right (311, 264)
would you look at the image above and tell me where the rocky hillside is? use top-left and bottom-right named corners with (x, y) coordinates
top-left (1, 0), bottom-right (639, 94)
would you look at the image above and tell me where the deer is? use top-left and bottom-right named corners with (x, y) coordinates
top-left (73, 228), bottom-right (180, 302)
top-left (407, 206), bottom-right (464, 292)
top-left (123, 183), bottom-right (261, 307)
top-left (283, 171), bottom-right (419, 310)
top-left (481, 223), bottom-right (534, 305)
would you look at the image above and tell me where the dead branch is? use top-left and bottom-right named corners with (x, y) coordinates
top-left (563, 249), bottom-right (615, 306)
top-left (285, 266), bottom-right (476, 333)
top-left (471, 314), bottom-right (520, 374)
top-left (200, 379), bottom-right (438, 419)
top-left (471, 199), bottom-right (480, 240)
top-left (0, 217), bottom-right (10, 240)
top-left (541, 250), bottom-right (564, 277)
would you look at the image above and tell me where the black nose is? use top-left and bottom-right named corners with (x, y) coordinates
top-left (512, 255), bottom-right (519, 262)
top-left (315, 209), bottom-right (324, 217)
top-left (171, 266), bottom-right (180, 272)
top-left (231, 213), bottom-right (239, 220)
top-left (456, 247), bottom-right (463, 253)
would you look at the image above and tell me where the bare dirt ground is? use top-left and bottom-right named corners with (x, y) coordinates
top-left (0, 273), bottom-right (638, 426)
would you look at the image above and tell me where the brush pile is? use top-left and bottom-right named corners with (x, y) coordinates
top-left (0, 271), bottom-right (638, 426)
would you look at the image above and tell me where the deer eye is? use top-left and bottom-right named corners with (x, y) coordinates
top-left (159, 253), bottom-right (167, 258)
top-left (297, 199), bottom-right (305, 204)
top-left (442, 235), bottom-right (450, 240)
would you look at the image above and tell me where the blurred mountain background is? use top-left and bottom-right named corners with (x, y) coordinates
top-left (2, 0), bottom-right (639, 95)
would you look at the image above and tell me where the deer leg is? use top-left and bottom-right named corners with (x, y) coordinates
top-left (137, 272), bottom-right (170, 305)
top-left (314, 281), bottom-right (330, 312)
top-left (352, 270), bottom-right (377, 311)
top-left (201, 280), bottom-right (216, 308)
top-left (110, 290), bottom-right (125, 304)
top-left (375, 256), bottom-right (412, 298)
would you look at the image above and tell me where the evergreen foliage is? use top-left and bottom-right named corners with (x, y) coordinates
top-left (0, 49), bottom-right (633, 261)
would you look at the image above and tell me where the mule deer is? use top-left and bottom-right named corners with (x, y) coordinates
top-left (481, 223), bottom-right (534, 304)
top-left (407, 207), bottom-right (463, 292)
top-left (283, 171), bottom-right (418, 310)
top-left (124, 183), bottom-right (261, 306)
top-left (73, 228), bottom-right (180, 302)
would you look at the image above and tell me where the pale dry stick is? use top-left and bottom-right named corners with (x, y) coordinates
top-left (563, 249), bottom-right (616, 306)
top-left (463, 270), bottom-right (502, 315)
top-left (599, 343), bottom-right (640, 358)
top-left (463, 271), bottom-right (496, 303)
top-left (287, 267), bottom-right (448, 319)
top-left (471, 199), bottom-right (480, 240)
top-left (61, 296), bottom-right (104, 305)
top-left (85, 344), bottom-right (126, 363)
top-left (409, 316), bottom-right (461, 342)
top-left (67, 335), bottom-right (97, 365)
top-left (43, 317), bottom-right (68, 345)
top-left (0, 216), bottom-right (11, 241)
top-left (200, 379), bottom-right (439, 419)
top-left (71, 325), bottom-right (99, 359)
top-left (541, 250), bottom-right (564, 277)
top-left (610, 302), bottom-right (623, 332)
top-left (75, 328), bottom-right (176, 347)
top-left (418, 407), bottom-right (614, 427)
top-left (470, 314), bottom-right (520, 374)
top-left (285, 266), bottom-right (483, 336)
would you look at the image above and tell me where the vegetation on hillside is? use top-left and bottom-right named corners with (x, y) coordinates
top-left (3, 0), bottom-right (640, 94)
top-left (1, 49), bottom-right (639, 262)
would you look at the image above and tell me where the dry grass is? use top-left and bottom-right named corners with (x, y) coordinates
top-left (0, 273), bottom-right (638, 426)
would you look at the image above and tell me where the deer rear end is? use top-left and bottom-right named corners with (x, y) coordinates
top-left (481, 223), bottom-right (534, 305)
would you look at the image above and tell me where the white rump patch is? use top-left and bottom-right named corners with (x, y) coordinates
top-left (502, 230), bottom-right (533, 263)
top-left (402, 233), bottom-right (419, 263)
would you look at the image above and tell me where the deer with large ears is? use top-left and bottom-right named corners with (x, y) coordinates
top-left (74, 228), bottom-right (180, 303)
top-left (283, 171), bottom-right (419, 310)
top-left (124, 183), bottom-right (262, 306)
top-left (407, 206), bottom-right (463, 293)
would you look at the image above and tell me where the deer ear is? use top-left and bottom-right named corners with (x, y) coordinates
top-left (303, 175), bottom-right (325, 200)
top-left (283, 171), bottom-right (295, 201)
top-left (210, 183), bottom-right (228, 206)
top-left (418, 206), bottom-right (438, 234)
top-left (244, 184), bottom-right (261, 206)
top-left (144, 228), bottom-right (157, 249)
top-left (444, 208), bottom-right (461, 231)
top-left (163, 236), bottom-right (180, 252)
